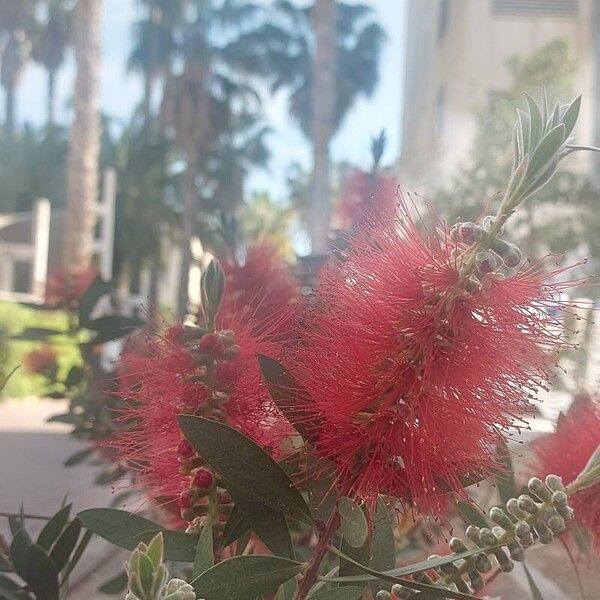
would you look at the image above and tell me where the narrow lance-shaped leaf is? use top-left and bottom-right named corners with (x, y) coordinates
top-left (177, 416), bottom-right (312, 523)
top-left (190, 555), bottom-right (304, 600)
top-left (77, 509), bottom-right (198, 562)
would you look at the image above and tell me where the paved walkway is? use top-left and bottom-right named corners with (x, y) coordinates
top-left (0, 398), bottom-right (127, 598)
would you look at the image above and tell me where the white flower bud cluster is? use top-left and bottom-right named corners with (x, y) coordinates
top-left (384, 474), bottom-right (574, 599)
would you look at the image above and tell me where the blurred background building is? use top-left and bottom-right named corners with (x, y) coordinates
top-left (400, 0), bottom-right (599, 186)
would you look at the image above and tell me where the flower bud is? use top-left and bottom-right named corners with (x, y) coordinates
top-left (557, 505), bottom-right (575, 520)
top-left (459, 222), bottom-right (485, 243)
top-left (507, 540), bottom-right (525, 562)
top-left (164, 579), bottom-right (196, 600)
top-left (177, 440), bottom-right (195, 459)
top-left (476, 251), bottom-right (498, 275)
top-left (503, 244), bottom-right (522, 268)
top-left (467, 566), bottom-right (484, 590)
top-left (375, 591), bottom-right (392, 600)
top-left (492, 526), bottom-right (505, 540)
top-left (551, 490), bottom-right (568, 508)
top-left (391, 585), bottom-right (414, 599)
top-left (449, 537), bottom-right (468, 553)
top-left (506, 498), bottom-right (528, 520)
top-left (475, 552), bottom-right (493, 573)
top-left (514, 520), bottom-right (531, 538)
top-left (192, 469), bottom-right (213, 490)
top-left (528, 477), bottom-right (552, 502)
top-left (490, 506), bottom-right (514, 531)
top-left (533, 520), bottom-right (553, 544)
top-left (465, 525), bottom-right (482, 546)
top-left (492, 548), bottom-right (514, 572)
top-left (517, 494), bottom-right (538, 515)
top-left (479, 527), bottom-right (497, 546)
top-left (547, 515), bottom-right (566, 534)
top-left (546, 474), bottom-right (566, 492)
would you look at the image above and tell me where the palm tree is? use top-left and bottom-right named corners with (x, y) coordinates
top-left (251, 0), bottom-right (385, 252)
top-left (128, 0), bottom-right (186, 127)
top-left (310, 0), bottom-right (335, 253)
top-left (63, 0), bottom-right (103, 268)
top-left (0, 32), bottom-right (30, 135)
top-left (0, 0), bottom-right (37, 135)
top-left (32, 0), bottom-right (71, 129)
top-left (161, 0), bottom-right (273, 316)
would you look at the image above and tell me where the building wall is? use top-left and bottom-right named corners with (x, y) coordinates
top-left (399, 0), bottom-right (596, 188)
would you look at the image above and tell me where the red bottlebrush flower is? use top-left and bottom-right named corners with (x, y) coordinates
top-left (112, 318), bottom-right (293, 512)
top-left (45, 266), bottom-right (98, 309)
top-left (23, 345), bottom-right (58, 374)
top-left (221, 243), bottom-right (297, 333)
top-left (336, 169), bottom-right (397, 229)
top-left (532, 396), bottom-right (600, 549)
top-left (288, 201), bottom-right (575, 512)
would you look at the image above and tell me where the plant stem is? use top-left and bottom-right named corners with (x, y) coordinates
top-left (293, 508), bottom-right (340, 600)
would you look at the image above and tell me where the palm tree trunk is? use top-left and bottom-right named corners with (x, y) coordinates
top-left (47, 69), bottom-right (55, 129)
top-left (4, 84), bottom-right (14, 135)
top-left (310, 0), bottom-right (336, 254)
top-left (63, 0), bottom-right (103, 269)
top-left (177, 155), bottom-right (197, 318)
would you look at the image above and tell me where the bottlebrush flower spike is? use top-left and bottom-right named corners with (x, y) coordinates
top-left (220, 243), bottom-right (297, 333)
top-left (23, 345), bottom-right (58, 374)
top-left (44, 266), bottom-right (98, 309)
top-left (112, 314), bottom-right (293, 515)
top-left (289, 199), bottom-right (578, 512)
top-left (532, 395), bottom-right (600, 549)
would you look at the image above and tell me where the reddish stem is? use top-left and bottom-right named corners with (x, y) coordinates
top-left (294, 508), bottom-right (341, 600)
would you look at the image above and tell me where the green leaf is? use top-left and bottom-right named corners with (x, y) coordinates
top-left (49, 517), bottom-right (81, 572)
top-left (495, 439), bottom-right (518, 504)
top-left (64, 447), bottom-right (94, 467)
top-left (233, 494), bottom-right (294, 559)
top-left (9, 531), bottom-right (29, 578)
top-left (78, 277), bottom-right (112, 325)
top-left (0, 575), bottom-right (29, 600)
top-left (37, 505), bottom-right (71, 551)
top-left (527, 123), bottom-right (565, 178)
top-left (327, 547), bottom-right (480, 600)
top-left (60, 529), bottom-right (92, 585)
top-left (517, 108), bottom-right (531, 154)
top-left (525, 93), bottom-right (543, 150)
top-left (77, 509), bottom-right (198, 562)
top-left (98, 571), bottom-right (128, 594)
top-left (370, 498), bottom-right (395, 595)
top-left (190, 555), bottom-right (304, 600)
top-left (338, 498), bottom-right (368, 549)
top-left (192, 520), bottom-right (214, 579)
top-left (308, 587), bottom-right (364, 600)
top-left (561, 94), bottom-right (581, 140)
top-left (200, 260), bottom-right (225, 326)
top-left (258, 355), bottom-right (316, 442)
top-left (11, 328), bottom-right (63, 341)
top-left (21, 544), bottom-right (59, 600)
top-left (84, 316), bottom-right (144, 344)
top-left (177, 416), bottom-right (312, 523)
top-left (456, 500), bottom-right (489, 529)
top-left (523, 563), bottom-right (544, 600)
top-left (220, 507), bottom-right (250, 549)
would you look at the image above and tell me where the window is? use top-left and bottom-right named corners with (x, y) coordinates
top-left (492, 0), bottom-right (578, 18)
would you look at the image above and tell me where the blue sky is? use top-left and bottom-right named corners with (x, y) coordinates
top-left (14, 0), bottom-right (407, 198)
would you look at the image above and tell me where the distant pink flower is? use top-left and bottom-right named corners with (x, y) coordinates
top-left (45, 266), bottom-right (98, 309)
top-left (23, 345), bottom-right (58, 374)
